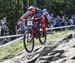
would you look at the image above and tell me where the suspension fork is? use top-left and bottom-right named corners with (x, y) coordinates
top-left (28, 26), bottom-right (34, 36)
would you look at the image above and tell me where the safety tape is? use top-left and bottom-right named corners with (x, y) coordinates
top-left (0, 25), bottom-right (75, 38)
top-left (0, 37), bottom-right (23, 48)
top-left (0, 34), bottom-right (24, 38)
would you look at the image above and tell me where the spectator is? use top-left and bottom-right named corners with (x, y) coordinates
top-left (1, 22), bottom-right (9, 36)
top-left (61, 15), bottom-right (68, 31)
top-left (48, 13), bottom-right (54, 27)
top-left (65, 16), bottom-right (69, 25)
top-left (42, 8), bottom-right (49, 27)
top-left (1, 22), bottom-right (5, 36)
top-left (16, 21), bottom-right (25, 34)
top-left (0, 22), bottom-right (9, 44)
top-left (54, 15), bottom-right (62, 31)
top-left (61, 15), bottom-right (67, 26)
top-left (0, 24), bottom-right (2, 36)
top-left (55, 15), bottom-right (62, 27)
top-left (71, 14), bottom-right (75, 25)
top-left (42, 8), bottom-right (47, 15)
top-left (68, 19), bottom-right (73, 25)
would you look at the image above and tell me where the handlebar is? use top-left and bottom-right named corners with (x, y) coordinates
top-left (22, 17), bottom-right (41, 21)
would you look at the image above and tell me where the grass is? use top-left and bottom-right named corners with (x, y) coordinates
top-left (0, 40), bottom-right (24, 57)
top-left (0, 30), bottom-right (75, 58)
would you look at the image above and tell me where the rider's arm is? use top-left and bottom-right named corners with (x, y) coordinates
top-left (20, 11), bottom-right (31, 21)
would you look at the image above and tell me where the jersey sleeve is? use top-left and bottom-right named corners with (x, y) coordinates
top-left (20, 11), bottom-right (30, 20)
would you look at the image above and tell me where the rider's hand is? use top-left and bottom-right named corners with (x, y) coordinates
top-left (32, 16), bottom-right (34, 20)
top-left (22, 19), bottom-right (26, 21)
top-left (18, 19), bottom-right (25, 21)
top-left (18, 19), bottom-right (22, 21)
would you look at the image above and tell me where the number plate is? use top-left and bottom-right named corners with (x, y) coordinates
top-left (27, 21), bottom-right (33, 26)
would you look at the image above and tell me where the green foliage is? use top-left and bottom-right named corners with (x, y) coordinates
top-left (0, 0), bottom-right (22, 35)
top-left (36, 0), bottom-right (75, 16)
top-left (0, 0), bottom-right (75, 34)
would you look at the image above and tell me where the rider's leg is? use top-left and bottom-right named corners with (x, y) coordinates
top-left (40, 15), bottom-right (46, 36)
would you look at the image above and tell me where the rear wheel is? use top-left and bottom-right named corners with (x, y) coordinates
top-left (38, 26), bottom-right (46, 44)
top-left (23, 31), bottom-right (34, 53)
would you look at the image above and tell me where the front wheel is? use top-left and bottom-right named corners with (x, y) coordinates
top-left (23, 31), bottom-right (34, 53)
top-left (38, 26), bottom-right (47, 44)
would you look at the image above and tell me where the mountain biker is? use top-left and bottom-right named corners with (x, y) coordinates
top-left (20, 6), bottom-right (46, 36)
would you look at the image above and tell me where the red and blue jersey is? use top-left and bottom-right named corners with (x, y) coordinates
top-left (20, 8), bottom-right (43, 20)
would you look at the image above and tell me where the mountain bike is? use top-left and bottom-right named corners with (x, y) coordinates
top-left (23, 18), bottom-right (47, 53)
